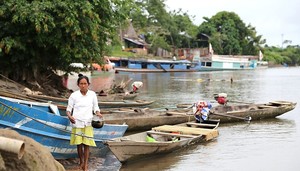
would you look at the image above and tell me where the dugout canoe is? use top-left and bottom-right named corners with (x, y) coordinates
top-left (101, 108), bottom-right (196, 131)
top-left (25, 93), bottom-right (154, 108)
top-left (208, 101), bottom-right (297, 123)
top-left (105, 120), bottom-right (219, 163)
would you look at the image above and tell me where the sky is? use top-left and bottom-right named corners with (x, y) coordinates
top-left (165, 0), bottom-right (300, 47)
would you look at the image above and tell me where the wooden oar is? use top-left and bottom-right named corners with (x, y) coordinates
top-left (210, 111), bottom-right (251, 122)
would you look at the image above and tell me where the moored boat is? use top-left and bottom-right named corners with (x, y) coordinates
top-left (105, 120), bottom-right (219, 163)
top-left (113, 58), bottom-right (201, 73)
top-left (98, 93), bottom-right (138, 101)
top-left (24, 93), bottom-right (154, 108)
top-left (208, 101), bottom-right (297, 123)
top-left (102, 108), bottom-right (196, 131)
top-left (0, 96), bottom-right (128, 159)
top-left (27, 92), bottom-right (137, 102)
top-left (199, 54), bottom-right (258, 71)
top-left (176, 101), bottom-right (296, 123)
top-left (197, 44), bottom-right (259, 71)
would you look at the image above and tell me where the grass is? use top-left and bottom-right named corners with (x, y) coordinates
top-left (110, 45), bottom-right (134, 58)
top-left (109, 45), bottom-right (170, 60)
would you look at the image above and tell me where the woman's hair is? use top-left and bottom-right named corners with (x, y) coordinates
top-left (77, 74), bottom-right (90, 85)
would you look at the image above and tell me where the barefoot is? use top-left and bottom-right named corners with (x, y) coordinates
top-left (80, 164), bottom-right (85, 171)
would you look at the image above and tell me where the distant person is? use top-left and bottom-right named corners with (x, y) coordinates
top-left (66, 74), bottom-right (102, 171)
top-left (131, 81), bottom-right (143, 93)
top-left (193, 101), bottom-right (212, 123)
top-left (173, 55), bottom-right (177, 61)
top-left (214, 93), bottom-right (228, 105)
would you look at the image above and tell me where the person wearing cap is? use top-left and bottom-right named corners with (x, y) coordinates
top-left (66, 74), bottom-right (102, 171)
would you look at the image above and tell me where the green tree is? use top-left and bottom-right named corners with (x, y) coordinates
top-left (128, 0), bottom-right (172, 54)
top-left (0, 0), bottom-right (133, 84)
top-left (170, 10), bottom-right (198, 48)
top-left (197, 11), bottom-right (265, 55)
top-left (264, 45), bottom-right (300, 66)
top-left (129, 0), bottom-right (198, 54)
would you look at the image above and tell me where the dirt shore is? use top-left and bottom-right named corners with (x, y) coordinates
top-left (57, 152), bottom-right (122, 171)
top-left (0, 129), bottom-right (65, 171)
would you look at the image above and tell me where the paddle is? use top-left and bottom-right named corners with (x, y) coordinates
top-left (209, 111), bottom-right (251, 122)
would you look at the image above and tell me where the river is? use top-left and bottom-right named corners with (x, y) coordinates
top-left (67, 67), bottom-right (300, 171)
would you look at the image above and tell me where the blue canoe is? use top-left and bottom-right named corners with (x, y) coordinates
top-left (0, 96), bottom-right (128, 159)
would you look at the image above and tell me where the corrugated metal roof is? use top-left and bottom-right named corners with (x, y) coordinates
top-left (124, 37), bottom-right (145, 46)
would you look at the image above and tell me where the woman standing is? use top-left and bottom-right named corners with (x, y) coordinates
top-left (66, 74), bottom-right (102, 171)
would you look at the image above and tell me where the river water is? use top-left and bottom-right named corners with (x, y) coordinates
top-left (67, 67), bottom-right (300, 171)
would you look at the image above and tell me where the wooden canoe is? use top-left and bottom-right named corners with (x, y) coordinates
top-left (27, 92), bottom-right (137, 102)
top-left (105, 120), bottom-right (219, 163)
top-left (98, 93), bottom-right (138, 101)
top-left (24, 93), bottom-right (154, 108)
top-left (98, 100), bottom-right (155, 108)
top-left (102, 108), bottom-right (196, 131)
top-left (208, 101), bottom-right (297, 123)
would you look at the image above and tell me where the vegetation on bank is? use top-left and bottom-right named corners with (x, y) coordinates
top-left (0, 0), bottom-right (300, 93)
top-left (0, 0), bottom-right (134, 93)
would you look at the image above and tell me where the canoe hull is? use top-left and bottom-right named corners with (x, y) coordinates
top-left (102, 108), bottom-right (195, 131)
top-left (115, 68), bottom-right (198, 73)
top-left (27, 93), bottom-right (154, 108)
top-left (0, 97), bottom-right (128, 159)
top-left (209, 101), bottom-right (297, 123)
top-left (106, 121), bottom-right (219, 163)
top-left (108, 132), bottom-right (202, 163)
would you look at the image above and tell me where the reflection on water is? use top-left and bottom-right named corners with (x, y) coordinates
top-left (68, 67), bottom-right (300, 170)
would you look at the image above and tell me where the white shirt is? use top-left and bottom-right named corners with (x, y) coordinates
top-left (66, 90), bottom-right (100, 128)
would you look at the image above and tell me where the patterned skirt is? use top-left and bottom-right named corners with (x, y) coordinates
top-left (70, 126), bottom-right (96, 146)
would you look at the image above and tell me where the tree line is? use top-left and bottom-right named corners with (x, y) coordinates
top-left (1, 0), bottom-right (299, 85)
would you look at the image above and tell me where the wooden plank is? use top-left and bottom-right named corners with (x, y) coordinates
top-left (258, 105), bottom-right (278, 108)
top-left (146, 131), bottom-right (197, 138)
top-left (186, 122), bottom-right (217, 128)
top-left (269, 101), bottom-right (291, 105)
top-left (204, 130), bottom-right (219, 141)
top-left (152, 125), bottom-right (218, 136)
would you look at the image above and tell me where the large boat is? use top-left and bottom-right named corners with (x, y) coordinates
top-left (111, 58), bottom-right (201, 73)
top-left (196, 44), bottom-right (265, 71)
top-left (106, 120), bottom-right (219, 163)
top-left (198, 54), bottom-right (258, 71)
top-left (0, 96), bottom-right (128, 159)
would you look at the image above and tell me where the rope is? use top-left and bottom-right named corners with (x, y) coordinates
top-left (0, 100), bottom-right (112, 141)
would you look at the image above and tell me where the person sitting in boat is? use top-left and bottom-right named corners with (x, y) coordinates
top-left (214, 93), bottom-right (228, 105)
top-left (130, 81), bottom-right (143, 93)
top-left (193, 101), bottom-right (212, 123)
